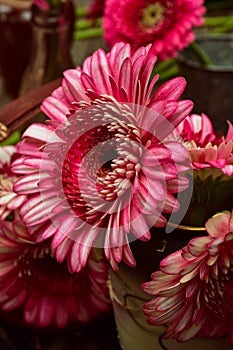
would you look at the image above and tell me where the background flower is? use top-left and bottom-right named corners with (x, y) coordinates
top-left (103, 0), bottom-right (205, 60)
top-left (142, 211), bottom-right (233, 344)
top-left (0, 146), bottom-right (27, 220)
top-left (169, 114), bottom-right (233, 226)
top-left (0, 220), bottom-right (110, 328)
top-left (176, 114), bottom-right (233, 176)
top-left (33, 0), bottom-right (50, 11)
top-left (87, 0), bottom-right (105, 20)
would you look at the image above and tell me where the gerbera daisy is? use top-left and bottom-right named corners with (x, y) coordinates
top-left (142, 211), bottom-right (233, 344)
top-left (168, 113), bottom-right (233, 226)
top-left (176, 114), bottom-right (233, 176)
top-left (0, 146), bottom-right (27, 220)
top-left (12, 43), bottom-right (193, 272)
top-left (102, 0), bottom-right (205, 60)
top-left (0, 220), bottom-right (110, 328)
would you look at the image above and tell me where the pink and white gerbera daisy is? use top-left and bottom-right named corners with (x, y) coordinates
top-left (0, 220), bottom-right (110, 328)
top-left (176, 114), bottom-right (233, 176)
top-left (103, 0), bottom-right (205, 60)
top-left (0, 146), bottom-right (27, 220)
top-left (142, 211), bottom-right (233, 344)
top-left (12, 43), bottom-right (193, 272)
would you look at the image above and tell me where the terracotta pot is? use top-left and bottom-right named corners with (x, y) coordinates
top-left (177, 35), bottom-right (233, 134)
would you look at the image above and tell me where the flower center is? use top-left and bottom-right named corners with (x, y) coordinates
top-left (18, 242), bottom-right (53, 278)
top-left (141, 2), bottom-right (164, 28)
top-left (17, 241), bottom-right (85, 294)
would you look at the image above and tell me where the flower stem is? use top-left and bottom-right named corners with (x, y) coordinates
top-left (212, 22), bottom-right (233, 33)
top-left (204, 16), bottom-right (233, 33)
top-left (155, 58), bottom-right (176, 73)
top-left (158, 64), bottom-right (179, 81)
top-left (76, 6), bottom-right (88, 18)
top-left (75, 18), bottom-right (102, 30)
top-left (74, 27), bottom-right (103, 40)
top-left (204, 16), bottom-right (233, 26)
top-left (189, 42), bottom-right (213, 67)
top-left (167, 222), bottom-right (206, 231)
top-left (0, 130), bottom-right (21, 146)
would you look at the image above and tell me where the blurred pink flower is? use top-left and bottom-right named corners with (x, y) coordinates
top-left (176, 114), bottom-right (233, 176)
top-left (12, 43), bottom-right (193, 272)
top-left (33, 0), bottom-right (50, 11)
top-left (0, 146), bottom-right (27, 220)
top-left (143, 211), bottom-right (233, 343)
top-left (87, 0), bottom-right (105, 19)
top-left (103, 0), bottom-right (205, 60)
top-left (0, 220), bottom-right (110, 328)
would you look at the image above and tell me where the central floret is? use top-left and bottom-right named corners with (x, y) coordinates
top-left (141, 3), bottom-right (165, 28)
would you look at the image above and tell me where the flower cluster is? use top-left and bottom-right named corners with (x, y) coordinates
top-left (0, 32), bottom-right (232, 348)
top-left (143, 114), bottom-right (233, 343)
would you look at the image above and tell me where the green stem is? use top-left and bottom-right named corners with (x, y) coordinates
top-left (155, 58), bottom-right (176, 73)
top-left (0, 131), bottom-right (21, 146)
top-left (189, 42), bottom-right (213, 67)
top-left (76, 6), bottom-right (88, 19)
top-left (75, 18), bottom-right (102, 30)
top-left (74, 27), bottom-right (103, 40)
top-left (212, 22), bottom-right (233, 33)
top-left (158, 64), bottom-right (179, 81)
top-left (204, 16), bottom-right (233, 26)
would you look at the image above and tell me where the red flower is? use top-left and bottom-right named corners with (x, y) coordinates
top-left (103, 0), bottom-right (205, 60)
top-left (0, 220), bottom-right (110, 327)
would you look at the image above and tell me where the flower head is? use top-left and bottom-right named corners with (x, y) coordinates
top-left (142, 211), bottom-right (233, 344)
top-left (169, 114), bottom-right (233, 227)
top-left (176, 114), bottom-right (233, 176)
top-left (12, 43), bottom-right (193, 272)
top-left (0, 220), bottom-right (110, 328)
top-left (103, 0), bottom-right (205, 60)
top-left (0, 146), bottom-right (27, 220)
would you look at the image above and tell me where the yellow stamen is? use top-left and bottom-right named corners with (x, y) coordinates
top-left (141, 3), bottom-right (164, 28)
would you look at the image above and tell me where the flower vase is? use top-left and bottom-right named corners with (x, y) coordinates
top-left (109, 228), bottom-right (232, 350)
top-left (177, 35), bottom-right (233, 134)
top-left (0, 0), bottom-right (32, 106)
top-left (19, 0), bottom-right (75, 95)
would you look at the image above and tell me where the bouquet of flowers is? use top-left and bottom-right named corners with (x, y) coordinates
top-left (0, 0), bottom-right (232, 349)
